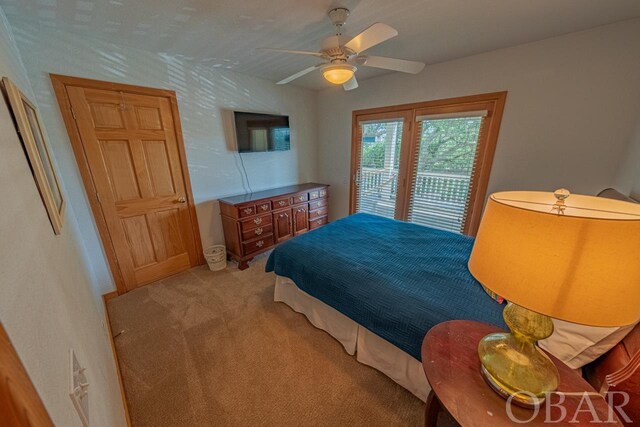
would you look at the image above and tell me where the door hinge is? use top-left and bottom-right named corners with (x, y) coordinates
top-left (71, 108), bottom-right (77, 121)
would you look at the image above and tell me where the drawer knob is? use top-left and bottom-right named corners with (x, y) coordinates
top-left (298, 196), bottom-right (305, 201)
top-left (244, 208), bottom-right (253, 214)
top-left (280, 212), bottom-right (289, 218)
top-left (278, 200), bottom-right (286, 206)
top-left (261, 204), bottom-right (269, 211)
top-left (256, 240), bottom-right (264, 248)
top-left (320, 191), bottom-right (326, 197)
top-left (254, 218), bottom-right (262, 225)
top-left (255, 227), bottom-right (263, 235)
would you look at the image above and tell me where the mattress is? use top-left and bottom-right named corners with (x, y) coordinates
top-left (265, 213), bottom-right (507, 361)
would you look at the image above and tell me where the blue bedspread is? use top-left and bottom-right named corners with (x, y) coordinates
top-left (265, 213), bottom-right (506, 361)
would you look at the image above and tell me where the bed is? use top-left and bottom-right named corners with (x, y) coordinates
top-left (266, 193), bottom-right (639, 421)
top-left (265, 213), bottom-right (507, 400)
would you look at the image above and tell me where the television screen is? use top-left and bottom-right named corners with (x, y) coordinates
top-left (233, 111), bottom-right (290, 152)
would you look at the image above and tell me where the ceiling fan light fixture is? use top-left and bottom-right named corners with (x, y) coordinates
top-left (322, 64), bottom-right (356, 85)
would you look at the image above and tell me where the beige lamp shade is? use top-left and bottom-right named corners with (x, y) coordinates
top-left (468, 191), bottom-right (640, 327)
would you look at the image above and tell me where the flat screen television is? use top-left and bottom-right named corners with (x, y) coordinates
top-left (233, 111), bottom-right (290, 153)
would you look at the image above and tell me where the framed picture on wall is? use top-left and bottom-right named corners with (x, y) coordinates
top-left (2, 77), bottom-right (65, 234)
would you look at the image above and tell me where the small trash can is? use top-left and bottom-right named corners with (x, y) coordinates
top-left (203, 245), bottom-right (227, 271)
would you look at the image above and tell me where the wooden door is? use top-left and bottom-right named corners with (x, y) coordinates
top-left (273, 209), bottom-right (293, 242)
top-left (53, 76), bottom-right (202, 292)
top-left (350, 92), bottom-right (507, 236)
top-left (0, 323), bottom-right (54, 427)
top-left (292, 205), bottom-right (309, 235)
top-left (350, 111), bottom-right (414, 220)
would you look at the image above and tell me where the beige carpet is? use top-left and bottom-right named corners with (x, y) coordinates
top-left (107, 255), bottom-right (425, 426)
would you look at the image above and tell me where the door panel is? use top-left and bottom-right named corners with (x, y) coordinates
top-left (135, 106), bottom-right (164, 130)
top-left (90, 102), bottom-right (125, 128)
top-left (150, 208), bottom-right (186, 259)
top-left (100, 139), bottom-right (142, 201)
top-left (273, 209), bottom-right (293, 242)
top-left (293, 205), bottom-right (309, 235)
top-left (143, 140), bottom-right (176, 196)
top-left (66, 85), bottom-right (200, 291)
top-left (122, 215), bottom-right (156, 268)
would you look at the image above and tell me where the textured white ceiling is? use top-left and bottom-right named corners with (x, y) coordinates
top-left (2, 0), bottom-right (640, 89)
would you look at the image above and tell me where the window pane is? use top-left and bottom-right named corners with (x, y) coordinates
top-left (407, 117), bottom-right (482, 233)
top-left (356, 120), bottom-right (403, 219)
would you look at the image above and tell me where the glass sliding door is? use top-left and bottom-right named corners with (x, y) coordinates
top-left (350, 93), bottom-right (506, 236)
top-left (352, 112), bottom-right (411, 219)
top-left (407, 111), bottom-right (487, 233)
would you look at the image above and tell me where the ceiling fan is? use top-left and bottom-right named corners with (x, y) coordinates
top-left (259, 8), bottom-right (425, 91)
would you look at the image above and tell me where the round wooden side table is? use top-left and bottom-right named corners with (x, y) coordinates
top-left (421, 320), bottom-right (621, 426)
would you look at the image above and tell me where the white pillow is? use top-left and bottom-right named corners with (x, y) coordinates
top-left (539, 319), bottom-right (637, 369)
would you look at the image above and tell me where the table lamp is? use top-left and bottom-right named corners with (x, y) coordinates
top-left (468, 189), bottom-right (640, 408)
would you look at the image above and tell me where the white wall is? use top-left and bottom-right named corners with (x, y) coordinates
top-left (0, 7), bottom-right (126, 426)
top-left (614, 120), bottom-right (640, 199)
top-left (317, 19), bottom-right (640, 219)
top-left (8, 19), bottom-right (318, 293)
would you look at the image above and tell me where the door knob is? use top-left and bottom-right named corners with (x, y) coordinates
top-left (177, 196), bottom-right (186, 204)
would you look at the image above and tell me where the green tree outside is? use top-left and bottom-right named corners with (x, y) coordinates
top-left (361, 118), bottom-right (481, 174)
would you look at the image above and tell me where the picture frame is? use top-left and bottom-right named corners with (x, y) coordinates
top-left (2, 77), bottom-right (65, 234)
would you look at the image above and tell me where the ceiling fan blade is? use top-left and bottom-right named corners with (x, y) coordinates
top-left (357, 55), bottom-right (425, 74)
top-left (257, 48), bottom-right (325, 58)
top-left (343, 76), bottom-right (358, 91)
top-left (276, 64), bottom-right (325, 85)
top-left (344, 23), bottom-right (398, 54)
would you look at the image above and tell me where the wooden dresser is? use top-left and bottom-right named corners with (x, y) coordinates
top-left (219, 183), bottom-right (329, 269)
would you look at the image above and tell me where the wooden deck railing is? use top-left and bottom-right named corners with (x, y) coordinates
top-left (360, 168), bottom-right (470, 203)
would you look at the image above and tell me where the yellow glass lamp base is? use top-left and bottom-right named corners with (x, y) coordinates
top-left (478, 302), bottom-right (560, 409)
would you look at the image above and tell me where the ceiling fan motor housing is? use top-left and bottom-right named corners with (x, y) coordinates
top-left (321, 35), bottom-right (354, 60)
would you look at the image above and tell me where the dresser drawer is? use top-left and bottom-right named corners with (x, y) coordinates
top-left (272, 196), bottom-right (290, 209)
top-left (256, 201), bottom-right (271, 213)
top-left (240, 213), bottom-right (272, 231)
top-left (309, 206), bottom-right (328, 220)
top-left (241, 224), bottom-right (273, 241)
top-left (309, 187), bottom-right (328, 200)
top-left (291, 192), bottom-right (309, 205)
top-left (242, 235), bottom-right (274, 255)
top-left (237, 205), bottom-right (256, 218)
top-left (308, 198), bottom-right (328, 210)
top-left (309, 216), bottom-right (328, 230)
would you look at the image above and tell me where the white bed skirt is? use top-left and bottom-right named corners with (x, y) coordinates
top-left (274, 275), bottom-right (430, 402)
